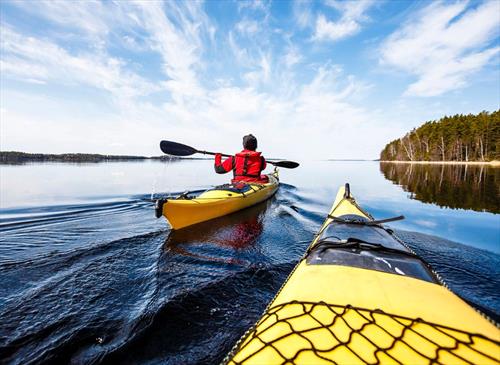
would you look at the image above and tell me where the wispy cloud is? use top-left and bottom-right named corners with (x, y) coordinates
top-left (8, 0), bottom-right (216, 98)
top-left (235, 18), bottom-right (261, 36)
top-left (283, 45), bottom-right (302, 68)
top-left (293, 0), bottom-right (314, 29)
top-left (313, 0), bottom-right (375, 42)
top-left (227, 3), bottom-right (276, 89)
top-left (129, 1), bottom-right (214, 101)
top-left (243, 53), bottom-right (272, 86)
top-left (0, 26), bottom-right (160, 99)
top-left (2, 0), bottom-right (378, 158)
top-left (238, 0), bottom-right (271, 14)
top-left (1, 0), bottom-right (497, 159)
top-left (8, 0), bottom-right (110, 36)
top-left (380, 1), bottom-right (500, 97)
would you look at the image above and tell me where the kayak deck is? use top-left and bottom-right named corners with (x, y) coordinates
top-left (156, 170), bottom-right (279, 230)
top-left (225, 184), bottom-right (500, 365)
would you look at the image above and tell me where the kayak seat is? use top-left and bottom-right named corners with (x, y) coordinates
top-left (213, 183), bottom-right (253, 194)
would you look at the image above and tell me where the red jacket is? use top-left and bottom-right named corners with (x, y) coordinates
top-left (214, 150), bottom-right (268, 183)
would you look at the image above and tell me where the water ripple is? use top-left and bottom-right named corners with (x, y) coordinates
top-left (0, 184), bottom-right (498, 364)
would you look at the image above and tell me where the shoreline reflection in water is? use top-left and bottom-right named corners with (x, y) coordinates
top-left (380, 162), bottom-right (499, 214)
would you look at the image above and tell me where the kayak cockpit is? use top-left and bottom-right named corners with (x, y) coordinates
top-left (306, 241), bottom-right (438, 283)
top-left (307, 214), bottom-right (439, 283)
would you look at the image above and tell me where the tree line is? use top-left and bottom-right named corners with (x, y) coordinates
top-left (0, 151), bottom-right (149, 164)
top-left (0, 151), bottom-right (196, 164)
top-left (380, 110), bottom-right (500, 161)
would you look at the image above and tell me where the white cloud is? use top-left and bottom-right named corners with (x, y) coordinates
top-left (10, 1), bottom-right (214, 98)
top-left (313, 0), bottom-right (375, 42)
top-left (129, 1), bottom-right (208, 100)
top-left (8, 0), bottom-right (110, 36)
top-left (293, 0), bottom-right (314, 29)
top-left (238, 0), bottom-right (271, 14)
top-left (1, 52), bottom-right (382, 160)
top-left (0, 26), bottom-right (160, 100)
top-left (284, 46), bottom-right (302, 68)
top-left (380, 1), bottom-right (500, 97)
top-left (406, 47), bottom-right (500, 96)
top-left (235, 19), bottom-right (261, 35)
top-left (314, 14), bottom-right (359, 41)
top-left (228, 6), bottom-right (277, 89)
top-left (325, 0), bottom-right (373, 19)
top-left (228, 32), bottom-right (249, 65)
top-left (0, 57), bottom-right (49, 82)
top-left (0, 0), bottom-right (429, 160)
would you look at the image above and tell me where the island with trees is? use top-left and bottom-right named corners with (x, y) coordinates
top-left (0, 152), bottom-right (207, 164)
top-left (380, 110), bottom-right (499, 163)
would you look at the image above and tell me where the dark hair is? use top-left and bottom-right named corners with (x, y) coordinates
top-left (243, 134), bottom-right (257, 151)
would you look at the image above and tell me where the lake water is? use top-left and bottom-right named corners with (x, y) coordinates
top-left (0, 160), bottom-right (499, 364)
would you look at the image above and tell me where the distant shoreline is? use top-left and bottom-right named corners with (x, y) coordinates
top-left (0, 151), bottom-right (212, 164)
top-left (380, 160), bottom-right (500, 166)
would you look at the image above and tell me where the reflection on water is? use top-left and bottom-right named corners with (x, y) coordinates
top-left (0, 160), bottom-right (499, 364)
top-left (380, 162), bottom-right (500, 214)
top-left (166, 201), bottom-right (269, 266)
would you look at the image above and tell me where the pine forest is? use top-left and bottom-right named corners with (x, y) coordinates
top-left (380, 110), bottom-right (500, 162)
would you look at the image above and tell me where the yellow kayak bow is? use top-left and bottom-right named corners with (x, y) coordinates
top-left (225, 183), bottom-right (500, 365)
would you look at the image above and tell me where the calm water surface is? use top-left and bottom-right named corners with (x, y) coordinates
top-left (0, 160), bottom-right (499, 364)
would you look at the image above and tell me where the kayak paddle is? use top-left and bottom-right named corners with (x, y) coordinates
top-left (160, 140), bottom-right (299, 169)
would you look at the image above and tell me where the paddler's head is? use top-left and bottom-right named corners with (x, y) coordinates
top-left (243, 134), bottom-right (257, 151)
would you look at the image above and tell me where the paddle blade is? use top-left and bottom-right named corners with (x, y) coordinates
top-left (160, 140), bottom-right (197, 156)
top-left (269, 160), bottom-right (299, 169)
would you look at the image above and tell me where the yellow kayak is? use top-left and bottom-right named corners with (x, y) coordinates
top-left (155, 170), bottom-right (279, 230)
top-left (225, 183), bottom-right (500, 365)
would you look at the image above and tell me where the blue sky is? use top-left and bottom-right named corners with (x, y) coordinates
top-left (1, 0), bottom-right (499, 159)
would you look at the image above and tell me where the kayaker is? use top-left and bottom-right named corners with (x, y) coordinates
top-left (214, 134), bottom-right (269, 183)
